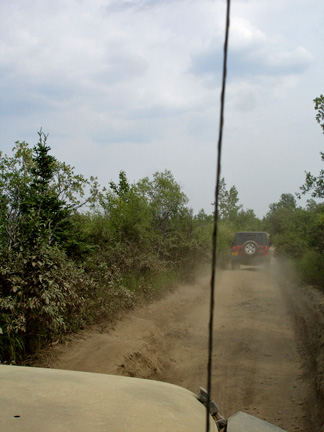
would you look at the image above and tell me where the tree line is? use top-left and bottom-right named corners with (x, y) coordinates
top-left (264, 94), bottom-right (324, 285)
top-left (0, 132), bottom-right (218, 363)
top-left (1, 94), bottom-right (323, 363)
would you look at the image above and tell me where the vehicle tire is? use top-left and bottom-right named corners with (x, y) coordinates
top-left (242, 240), bottom-right (258, 257)
top-left (231, 260), bottom-right (240, 270)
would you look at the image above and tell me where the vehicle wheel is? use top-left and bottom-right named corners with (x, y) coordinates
top-left (231, 260), bottom-right (240, 270)
top-left (242, 240), bottom-right (258, 257)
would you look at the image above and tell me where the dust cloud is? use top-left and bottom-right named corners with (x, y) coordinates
top-left (40, 259), bottom-right (323, 432)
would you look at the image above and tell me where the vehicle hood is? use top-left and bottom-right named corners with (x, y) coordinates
top-left (1, 365), bottom-right (216, 432)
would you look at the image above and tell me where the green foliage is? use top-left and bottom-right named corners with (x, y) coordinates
top-left (307, 209), bottom-right (324, 252)
top-left (137, 170), bottom-right (189, 241)
top-left (0, 141), bottom-right (33, 249)
top-left (218, 178), bottom-right (242, 222)
top-left (192, 210), bottom-right (213, 256)
top-left (236, 208), bottom-right (263, 231)
top-left (298, 94), bottom-right (324, 199)
top-left (298, 167), bottom-right (324, 200)
top-left (314, 94), bottom-right (324, 134)
top-left (213, 179), bottom-right (263, 267)
top-left (20, 131), bottom-right (70, 246)
top-left (264, 192), bottom-right (324, 287)
top-left (0, 130), bottom-right (98, 252)
top-left (0, 132), bottom-right (99, 363)
top-left (281, 94), bottom-right (324, 286)
top-left (97, 170), bottom-right (206, 279)
top-left (0, 244), bottom-right (92, 363)
top-left (100, 171), bottom-right (153, 245)
top-left (264, 193), bottom-right (311, 258)
top-left (216, 220), bottom-right (236, 267)
top-left (299, 250), bottom-right (324, 287)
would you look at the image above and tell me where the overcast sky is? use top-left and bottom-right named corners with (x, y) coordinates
top-left (1, 0), bottom-right (323, 217)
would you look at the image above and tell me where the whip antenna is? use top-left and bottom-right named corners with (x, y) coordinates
top-left (206, 0), bottom-right (231, 430)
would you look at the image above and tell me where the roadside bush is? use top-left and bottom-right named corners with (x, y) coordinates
top-left (85, 262), bottom-right (137, 322)
top-left (271, 231), bottom-right (310, 259)
top-left (216, 220), bottom-right (236, 268)
top-left (298, 250), bottom-right (324, 288)
top-left (0, 244), bottom-right (92, 363)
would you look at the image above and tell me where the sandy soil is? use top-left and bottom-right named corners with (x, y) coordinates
top-left (43, 260), bottom-right (323, 432)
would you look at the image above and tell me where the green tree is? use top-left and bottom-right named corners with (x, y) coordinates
top-left (0, 132), bottom-right (99, 362)
top-left (314, 94), bottom-right (324, 134)
top-left (298, 94), bottom-right (324, 199)
top-left (99, 170), bottom-right (153, 244)
top-left (293, 94), bottom-right (324, 286)
top-left (0, 141), bottom-right (34, 249)
top-left (236, 208), bottom-right (263, 231)
top-left (264, 194), bottom-right (310, 257)
top-left (20, 131), bottom-right (70, 246)
top-left (294, 201), bottom-right (324, 286)
top-left (137, 170), bottom-right (189, 239)
top-left (218, 178), bottom-right (242, 222)
top-left (0, 131), bottom-right (98, 251)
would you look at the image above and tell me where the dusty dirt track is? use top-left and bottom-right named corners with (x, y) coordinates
top-left (44, 260), bottom-right (323, 432)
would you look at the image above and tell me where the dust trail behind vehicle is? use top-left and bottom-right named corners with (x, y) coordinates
top-left (45, 261), bottom-right (315, 431)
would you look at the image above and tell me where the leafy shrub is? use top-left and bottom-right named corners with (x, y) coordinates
top-left (0, 245), bottom-right (92, 363)
top-left (216, 220), bottom-right (236, 268)
top-left (271, 231), bottom-right (310, 259)
top-left (298, 250), bottom-right (324, 288)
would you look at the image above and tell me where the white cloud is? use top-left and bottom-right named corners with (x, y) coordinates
top-left (263, 46), bottom-right (314, 74)
top-left (189, 17), bottom-right (313, 82)
top-left (0, 0), bottom-right (323, 217)
top-left (230, 16), bottom-right (267, 50)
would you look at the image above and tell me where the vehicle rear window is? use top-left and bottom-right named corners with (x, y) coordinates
top-left (233, 232), bottom-right (268, 246)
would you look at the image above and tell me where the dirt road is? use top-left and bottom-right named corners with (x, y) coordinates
top-left (46, 261), bottom-right (316, 431)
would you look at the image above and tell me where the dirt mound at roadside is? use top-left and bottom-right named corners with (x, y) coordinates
top-left (117, 331), bottom-right (174, 380)
top-left (118, 350), bottom-right (163, 380)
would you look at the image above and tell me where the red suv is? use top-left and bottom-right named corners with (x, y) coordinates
top-left (231, 232), bottom-right (271, 270)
